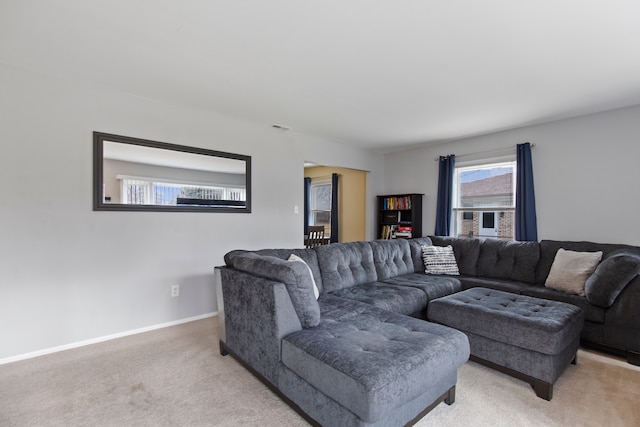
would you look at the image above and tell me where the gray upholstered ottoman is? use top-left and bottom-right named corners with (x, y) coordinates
top-left (427, 288), bottom-right (584, 400)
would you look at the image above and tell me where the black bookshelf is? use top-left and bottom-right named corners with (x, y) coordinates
top-left (377, 194), bottom-right (423, 239)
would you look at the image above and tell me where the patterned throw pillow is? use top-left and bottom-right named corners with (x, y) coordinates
top-left (422, 245), bottom-right (460, 275)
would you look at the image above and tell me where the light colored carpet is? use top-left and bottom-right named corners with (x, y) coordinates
top-left (1, 316), bottom-right (638, 426)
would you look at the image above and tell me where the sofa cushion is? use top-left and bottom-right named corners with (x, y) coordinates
top-left (429, 236), bottom-right (480, 275)
top-left (458, 276), bottom-right (538, 295)
top-left (407, 236), bottom-right (434, 272)
top-left (232, 253), bottom-right (320, 328)
top-left (316, 242), bottom-right (377, 292)
top-left (225, 248), bottom-right (325, 293)
top-left (545, 249), bottom-right (602, 296)
top-left (383, 273), bottom-right (462, 302)
top-left (370, 239), bottom-right (414, 280)
top-left (282, 296), bottom-right (470, 423)
top-left (584, 251), bottom-right (640, 308)
top-left (520, 286), bottom-right (606, 324)
top-left (476, 239), bottom-right (539, 284)
top-left (422, 245), bottom-right (460, 275)
top-left (328, 282), bottom-right (427, 316)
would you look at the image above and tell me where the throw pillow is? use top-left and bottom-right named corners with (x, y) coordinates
top-left (422, 245), bottom-right (460, 275)
top-left (545, 248), bottom-right (603, 296)
top-left (288, 254), bottom-right (320, 299)
top-left (584, 253), bottom-right (640, 308)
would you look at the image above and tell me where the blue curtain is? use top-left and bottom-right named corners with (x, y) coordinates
top-left (434, 155), bottom-right (455, 236)
top-left (515, 142), bottom-right (538, 241)
top-left (303, 177), bottom-right (311, 235)
top-left (330, 173), bottom-right (339, 243)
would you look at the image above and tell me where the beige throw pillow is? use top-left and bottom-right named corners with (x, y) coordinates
top-left (545, 248), bottom-right (603, 296)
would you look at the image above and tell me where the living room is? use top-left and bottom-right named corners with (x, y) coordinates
top-left (1, 1), bottom-right (639, 426)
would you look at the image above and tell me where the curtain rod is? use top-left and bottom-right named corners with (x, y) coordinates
top-left (434, 143), bottom-right (535, 161)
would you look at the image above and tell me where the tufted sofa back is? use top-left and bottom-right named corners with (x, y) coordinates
top-left (429, 236), bottom-right (481, 275)
top-left (476, 239), bottom-right (540, 284)
top-left (315, 242), bottom-right (378, 292)
top-left (370, 239), bottom-right (415, 280)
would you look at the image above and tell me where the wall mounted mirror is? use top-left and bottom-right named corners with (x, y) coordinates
top-left (93, 132), bottom-right (251, 212)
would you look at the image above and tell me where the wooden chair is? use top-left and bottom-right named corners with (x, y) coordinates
top-left (306, 226), bottom-right (326, 248)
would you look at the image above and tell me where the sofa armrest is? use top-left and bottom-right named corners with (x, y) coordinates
top-left (220, 267), bottom-right (302, 384)
top-left (603, 276), bottom-right (640, 356)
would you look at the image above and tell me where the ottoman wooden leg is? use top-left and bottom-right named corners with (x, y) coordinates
top-left (533, 380), bottom-right (553, 401)
top-left (445, 385), bottom-right (456, 405)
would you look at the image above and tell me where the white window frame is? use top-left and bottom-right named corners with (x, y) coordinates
top-left (451, 159), bottom-right (517, 240)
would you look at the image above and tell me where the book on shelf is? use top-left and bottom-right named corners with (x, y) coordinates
top-left (380, 224), bottom-right (414, 239)
top-left (382, 196), bottom-right (412, 211)
top-left (380, 224), bottom-right (397, 240)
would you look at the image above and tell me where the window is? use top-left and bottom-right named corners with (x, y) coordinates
top-left (452, 161), bottom-right (516, 240)
top-left (119, 176), bottom-right (246, 207)
top-left (309, 179), bottom-right (332, 237)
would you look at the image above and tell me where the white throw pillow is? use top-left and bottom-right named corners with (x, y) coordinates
top-left (422, 245), bottom-right (460, 275)
top-left (545, 248), bottom-right (603, 296)
top-left (288, 254), bottom-right (320, 299)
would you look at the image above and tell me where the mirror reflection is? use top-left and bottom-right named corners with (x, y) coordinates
top-left (93, 132), bottom-right (251, 212)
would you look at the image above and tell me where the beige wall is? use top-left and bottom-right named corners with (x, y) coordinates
top-left (304, 166), bottom-right (367, 242)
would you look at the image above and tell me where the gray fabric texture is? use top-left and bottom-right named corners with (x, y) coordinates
top-left (520, 285), bottom-right (606, 323)
top-left (383, 273), bottom-right (462, 302)
top-left (316, 242), bottom-right (378, 292)
top-left (427, 288), bottom-right (584, 355)
top-left (465, 330), bottom-right (580, 384)
top-left (327, 282), bottom-right (427, 316)
top-left (429, 236), bottom-right (481, 276)
top-left (458, 276), bottom-right (538, 294)
top-left (277, 364), bottom-right (457, 427)
top-left (282, 295), bottom-right (469, 423)
top-left (584, 251), bottom-right (640, 308)
top-left (232, 253), bottom-right (320, 328)
top-left (370, 239), bottom-right (414, 280)
top-left (407, 236), bottom-right (434, 272)
top-left (475, 239), bottom-right (540, 284)
top-left (219, 267), bottom-right (302, 384)
top-left (224, 248), bottom-right (325, 293)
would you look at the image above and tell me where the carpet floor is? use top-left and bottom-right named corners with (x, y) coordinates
top-left (1, 316), bottom-right (638, 426)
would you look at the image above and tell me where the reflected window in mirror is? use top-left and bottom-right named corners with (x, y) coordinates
top-left (93, 132), bottom-right (251, 212)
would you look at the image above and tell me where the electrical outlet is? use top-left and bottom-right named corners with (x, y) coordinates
top-left (171, 285), bottom-right (180, 297)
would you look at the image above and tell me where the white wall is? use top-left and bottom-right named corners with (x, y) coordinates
top-left (384, 105), bottom-right (640, 245)
top-left (0, 65), bottom-right (384, 360)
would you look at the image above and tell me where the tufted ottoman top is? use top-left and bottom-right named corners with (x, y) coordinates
top-left (427, 288), bottom-right (584, 356)
top-left (281, 295), bottom-right (470, 423)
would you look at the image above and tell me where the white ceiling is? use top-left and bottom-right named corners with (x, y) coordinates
top-left (2, 1), bottom-right (640, 152)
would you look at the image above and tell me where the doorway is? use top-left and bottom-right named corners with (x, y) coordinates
top-left (304, 165), bottom-right (367, 243)
top-left (479, 211), bottom-right (498, 238)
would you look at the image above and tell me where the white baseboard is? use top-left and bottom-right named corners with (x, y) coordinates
top-left (0, 312), bottom-right (218, 366)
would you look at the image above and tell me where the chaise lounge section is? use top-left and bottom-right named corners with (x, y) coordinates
top-left (220, 239), bottom-right (470, 426)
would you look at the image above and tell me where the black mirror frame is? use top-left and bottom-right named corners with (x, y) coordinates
top-left (93, 131), bottom-right (252, 213)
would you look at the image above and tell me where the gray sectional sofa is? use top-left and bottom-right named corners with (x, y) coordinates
top-left (218, 236), bottom-right (640, 426)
